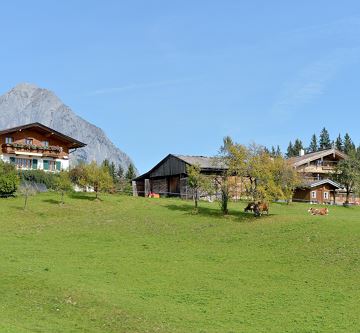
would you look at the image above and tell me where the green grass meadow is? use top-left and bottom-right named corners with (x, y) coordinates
top-left (0, 193), bottom-right (359, 332)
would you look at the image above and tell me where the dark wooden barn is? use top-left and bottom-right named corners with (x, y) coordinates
top-left (132, 154), bottom-right (226, 197)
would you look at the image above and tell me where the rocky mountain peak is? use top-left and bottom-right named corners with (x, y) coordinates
top-left (0, 84), bottom-right (136, 173)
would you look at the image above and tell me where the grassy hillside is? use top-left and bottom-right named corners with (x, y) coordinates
top-left (0, 193), bottom-right (359, 332)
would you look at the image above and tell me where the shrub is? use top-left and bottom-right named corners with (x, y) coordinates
top-left (0, 161), bottom-right (19, 197)
top-left (18, 170), bottom-right (59, 190)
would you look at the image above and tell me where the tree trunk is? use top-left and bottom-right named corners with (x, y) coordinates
top-left (194, 189), bottom-right (198, 210)
top-left (61, 191), bottom-right (64, 205)
top-left (345, 190), bottom-right (350, 204)
top-left (24, 195), bottom-right (28, 210)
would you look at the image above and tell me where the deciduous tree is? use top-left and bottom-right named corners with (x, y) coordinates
top-left (186, 164), bottom-right (213, 212)
top-left (84, 162), bottom-right (114, 199)
top-left (333, 151), bottom-right (360, 204)
top-left (55, 171), bottom-right (72, 204)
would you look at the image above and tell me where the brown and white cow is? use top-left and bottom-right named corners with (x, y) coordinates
top-left (254, 202), bottom-right (269, 216)
top-left (308, 207), bottom-right (329, 216)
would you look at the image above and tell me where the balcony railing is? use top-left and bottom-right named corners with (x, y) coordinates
top-left (2, 143), bottom-right (62, 156)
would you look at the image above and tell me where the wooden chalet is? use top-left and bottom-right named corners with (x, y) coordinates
top-left (133, 154), bottom-right (226, 197)
top-left (289, 148), bottom-right (346, 204)
top-left (0, 122), bottom-right (86, 172)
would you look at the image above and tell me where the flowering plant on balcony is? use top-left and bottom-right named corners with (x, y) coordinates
top-left (4, 143), bottom-right (61, 153)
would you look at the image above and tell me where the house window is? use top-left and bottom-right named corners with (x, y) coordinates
top-left (25, 138), bottom-right (33, 145)
top-left (14, 158), bottom-right (32, 169)
top-left (42, 140), bottom-right (49, 147)
top-left (311, 191), bottom-right (317, 199)
top-left (5, 137), bottom-right (13, 144)
top-left (324, 192), bottom-right (329, 200)
top-left (43, 160), bottom-right (60, 171)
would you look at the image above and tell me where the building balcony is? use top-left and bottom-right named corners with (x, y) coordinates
top-left (297, 165), bottom-right (337, 174)
top-left (1, 143), bottom-right (62, 158)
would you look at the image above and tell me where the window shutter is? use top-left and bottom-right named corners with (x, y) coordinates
top-left (32, 159), bottom-right (38, 170)
top-left (43, 160), bottom-right (49, 170)
top-left (56, 161), bottom-right (61, 171)
top-left (9, 156), bottom-right (15, 164)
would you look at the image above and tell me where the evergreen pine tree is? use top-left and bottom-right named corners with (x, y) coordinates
top-left (271, 146), bottom-right (276, 157)
top-left (309, 134), bottom-right (318, 152)
top-left (293, 139), bottom-right (304, 156)
top-left (343, 133), bottom-right (356, 154)
top-left (109, 162), bottom-right (116, 182)
top-left (125, 163), bottom-right (136, 181)
top-left (319, 127), bottom-right (331, 150)
top-left (335, 134), bottom-right (343, 152)
top-left (286, 141), bottom-right (294, 158)
top-left (276, 145), bottom-right (282, 157)
top-left (102, 159), bottom-right (110, 169)
top-left (117, 165), bottom-right (124, 180)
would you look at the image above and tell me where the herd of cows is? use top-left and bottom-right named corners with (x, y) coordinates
top-left (244, 202), bottom-right (329, 217)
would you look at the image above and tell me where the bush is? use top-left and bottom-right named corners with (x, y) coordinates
top-left (18, 170), bottom-right (59, 190)
top-left (0, 161), bottom-right (19, 197)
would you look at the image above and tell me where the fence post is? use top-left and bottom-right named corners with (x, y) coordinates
top-left (132, 181), bottom-right (138, 196)
top-left (145, 179), bottom-right (150, 197)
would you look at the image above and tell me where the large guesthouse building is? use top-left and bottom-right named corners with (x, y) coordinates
top-left (288, 148), bottom-right (352, 204)
top-left (0, 123), bottom-right (86, 172)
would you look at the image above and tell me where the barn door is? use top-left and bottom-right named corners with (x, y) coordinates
top-left (168, 176), bottom-right (180, 196)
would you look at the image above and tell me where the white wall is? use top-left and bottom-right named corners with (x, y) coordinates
top-left (0, 153), bottom-right (69, 172)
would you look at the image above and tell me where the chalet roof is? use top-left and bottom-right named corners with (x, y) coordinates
top-left (309, 179), bottom-right (342, 189)
top-left (0, 122), bottom-right (86, 149)
top-left (288, 148), bottom-right (347, 167)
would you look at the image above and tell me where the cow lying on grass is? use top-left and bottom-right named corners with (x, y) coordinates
top-left (308, 207), bottom-right (329, 216)
top-left (244, 202), bottom-right (269, 217)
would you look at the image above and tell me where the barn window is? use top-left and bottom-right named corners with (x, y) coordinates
top-left (311, 191), bottom-right (317, 199)
top-left (25, 138), bottom-right (33, 145)
top-left (5, 137), bottom-right (13, 144)
top-left (324, 192), bottom-right (329, 200)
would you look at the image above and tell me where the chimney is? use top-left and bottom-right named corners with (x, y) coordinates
top-left (299, 149), bottom-right (305, 157)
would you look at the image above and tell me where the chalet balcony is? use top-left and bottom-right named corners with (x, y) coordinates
top-left (1, 143), bottom-right (62, 158)
top-left (297, 161), bottom-right (338, 174)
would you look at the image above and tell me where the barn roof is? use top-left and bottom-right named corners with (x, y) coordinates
top-left (134, 154), bottom-right (227, 181)
top-left (175, 155), bottom-right (226, 170)
top-left (288, 148), bottom-right (347, 167)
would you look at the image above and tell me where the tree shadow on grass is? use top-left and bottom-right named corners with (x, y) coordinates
top-left (163, 203), bottom-right (261, 222)
top-left (42, 199), bottom-right (61, 205)
top-left (68, 193), bottom-right (97, 201)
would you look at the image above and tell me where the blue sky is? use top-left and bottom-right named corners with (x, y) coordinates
top-left (1, 1), bottom-right (360, 173)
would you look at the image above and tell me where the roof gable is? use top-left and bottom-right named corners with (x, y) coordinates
top-left (310, 179), bottom-right (342, 189)
top-left (0, 122), bottom-right (86, 149)
top-left (134, 154), bottom-right (227, 180)
top-left (289, 148), bottom-right (347, 167)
